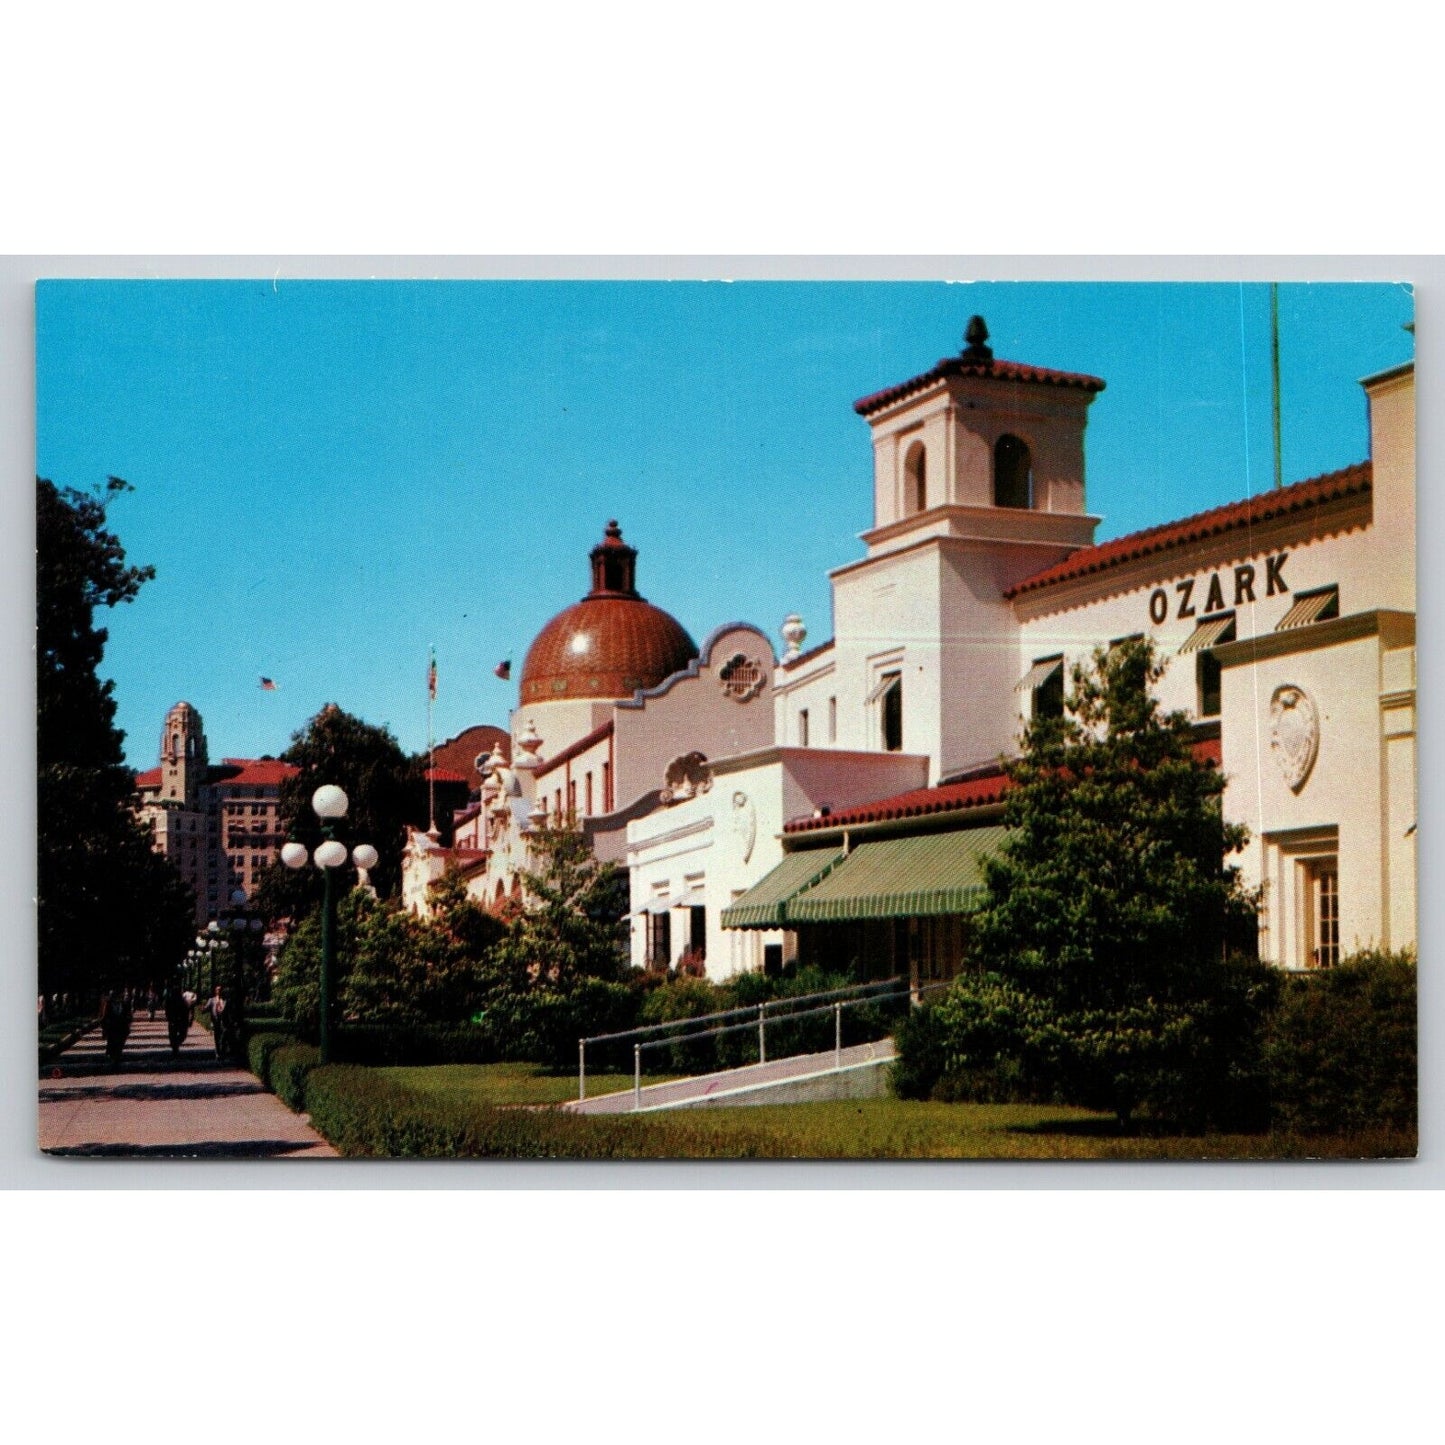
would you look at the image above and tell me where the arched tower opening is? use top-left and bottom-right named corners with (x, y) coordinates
top-left (994, 434), bottom-right (1033, 509)
top-left (903, 440), bottom-right (927, 516)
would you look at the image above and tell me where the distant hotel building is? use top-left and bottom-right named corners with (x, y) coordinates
top-left (135, 701), bottom-right (298, 924)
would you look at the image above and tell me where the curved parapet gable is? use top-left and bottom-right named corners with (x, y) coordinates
top-left (615, 621), bottom-right (777, 709)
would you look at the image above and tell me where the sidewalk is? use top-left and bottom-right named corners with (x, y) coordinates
top-left (38, 1014), bottom-right (337, 1158)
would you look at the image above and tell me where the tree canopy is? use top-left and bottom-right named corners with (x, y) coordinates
top-left (920, 638), bottom-right (1268, 1126)
top-left (37, 477), bottom-right (196, 995)
top-left (490, 817), bottom-right (630, 991)
top-left (251, 703), bottom-right (430, 922)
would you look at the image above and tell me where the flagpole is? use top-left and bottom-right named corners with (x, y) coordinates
top-left (1270, 282), bottom-right (1283, 490)
top-left (427, 645), bottom-right (436, 833)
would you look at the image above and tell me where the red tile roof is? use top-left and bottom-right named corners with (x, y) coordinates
top-left (425, 766), bottom-right (471, 785)
top-left (135, 766), bottom-right (162, 788)
top-left (1007, 462), bottom-right (1372, 600)
top-left (855, 355), bottom-right (1106, 417)
top-left (214, 758), bottom-right (301, 788)
top-left (784, 737), bottom-right (1222, 834)
top-left (785, 767), bottom-right (1012, 834)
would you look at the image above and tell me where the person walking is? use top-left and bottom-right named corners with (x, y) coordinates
top-left (164, 984), bottom-right (191, 1056)
top-left (99, 989), bottom-right (132, 1069)
top-left (203, 984), bottom-right (228, 1061)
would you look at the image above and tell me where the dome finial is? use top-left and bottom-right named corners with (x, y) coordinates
top-left (962, 315), bottom-right (993, 361)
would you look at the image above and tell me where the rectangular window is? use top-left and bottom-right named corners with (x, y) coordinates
top-left (828, 696), bottom-right (837, 743)
top-left (880, 673), bottom-right (903, 752)
top-left (585, 772), bottom-right (594, 815)
top-left (1306, 860), bottom-right (1340, 969)
top-left (554, 788), bottom-right (562, 819)
top-left (647, 911), bottom-right (672, 969)
top-left (1180, 612), bottom-right (1235, 717)
top-left (798, 708), bottom-right (809, 746)
top-left (1017, 655), bottom-right (1065, 720)
top-left (1197, 650), bottom-right (1223, 717)
top-left (567, 779), bottom-right (577, 815)
top-left (602, 761), bottom-right (612, 813)
top-left (689, 905), bottom-right (707, 958)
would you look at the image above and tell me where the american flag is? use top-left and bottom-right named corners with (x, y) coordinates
top-left (428, 651), bottom-right (438, 700)
top-left (494, 659), bottom-right (511, 681)
top-left (259, 677), bottom-right (278, 691)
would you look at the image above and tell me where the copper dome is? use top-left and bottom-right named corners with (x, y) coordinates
top-left (519, 522), bottom-right (698, 705)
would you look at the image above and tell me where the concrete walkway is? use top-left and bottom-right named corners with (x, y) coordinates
top-left (566, 1037), bottom-right (896, 1115)
top-left (38, 1014), bottom-right (336, 1158)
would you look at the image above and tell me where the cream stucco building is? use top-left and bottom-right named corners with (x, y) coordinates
top-left (717, 321), bottom-right (1415, 982)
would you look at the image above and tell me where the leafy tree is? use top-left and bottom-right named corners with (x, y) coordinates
top-left (37, 477), bottom-right (196, 996)
top-left (492, 817), bottom-right (629, 991)
top-left (251, 704), bottom-right (429, 921)
top-left (936, 638), bottom-right (1268, 1126)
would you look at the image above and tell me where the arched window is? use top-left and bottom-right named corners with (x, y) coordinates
top-left (903, 441), bottom-right (926, 516)
top-left (994, 434), bottom-right (1032, 509)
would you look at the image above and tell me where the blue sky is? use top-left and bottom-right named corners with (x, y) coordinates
top-left (35, 279), bottom-right (1414, 771)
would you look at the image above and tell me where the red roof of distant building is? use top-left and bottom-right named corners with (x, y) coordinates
top-left (135, 766), bottom-right (162, 788)
top-left (1007, 462), bottom-right (1372, 600)
top-left (214, 758), bottom-right (300, 788)
top-left (854, 355), bottom-right (1106, 417)
top-left (426, 766), bottom-right (471, 785)
top-left (784, 736), bottom-right (1222, 835)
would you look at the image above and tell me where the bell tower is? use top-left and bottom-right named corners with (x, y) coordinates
top-left (823, 319), bottom-right (1108, 780)
top-left (159, 701), bottom-right (208, 807)
top-left (857, 315), bottom-right (1104, 552)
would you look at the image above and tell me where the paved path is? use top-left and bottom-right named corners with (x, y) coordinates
top-left (566, 1037), bottom-right (895, 1115)
top-left (38, 1015), bottom-right (336, 1158)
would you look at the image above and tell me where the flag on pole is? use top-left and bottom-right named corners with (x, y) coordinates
top-left (259, 677), bottom-right (278, 691)
top-left (428, 650), bottom-right (438, 700)
top-left (494, 659), bottom-right (511, 681)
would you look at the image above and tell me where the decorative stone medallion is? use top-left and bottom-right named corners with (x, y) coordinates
top-left (1269, 684), bottom-right (1320, 793)
top-left (719, 652), bottom-right (766, 702)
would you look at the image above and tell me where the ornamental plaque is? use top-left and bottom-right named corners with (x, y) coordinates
top-left (719, 652), bottom-right (766, 702)
top-left (1269, 684), bottom-right (1319, 793)
top-left (730, 790), bottom-right (757, 863)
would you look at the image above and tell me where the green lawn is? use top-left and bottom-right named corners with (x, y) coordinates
top-left (378, 1061), bottom-right (681, 1107)
top-left (353, 1064), bottom-right (1414, 1159)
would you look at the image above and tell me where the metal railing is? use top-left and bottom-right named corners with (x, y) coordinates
top-left (578, 976), bottom-right (912, 1106)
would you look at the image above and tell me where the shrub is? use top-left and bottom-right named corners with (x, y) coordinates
top-left (1262, 949), bottom-right (1416, 1135)
top-left (267, 1042), bottom-right (321, 1110)
top-left (246, 1028), bottom-right (297, 1080)
top-left (890, 955), bottom-right (1277, 1128)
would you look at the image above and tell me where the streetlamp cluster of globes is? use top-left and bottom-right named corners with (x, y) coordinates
top-left (279, 783), bottom-right (374, 1064)
top-left (177, 784), bottom-right (373, 1064)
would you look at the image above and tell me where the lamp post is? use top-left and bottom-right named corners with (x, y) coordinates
top-left (281, 784), bottom-right (376, 1065)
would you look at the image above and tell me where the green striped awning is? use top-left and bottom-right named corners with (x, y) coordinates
top-left (1177, 612), bottom-right (1236, 654)
top-left (1277, 587), bottom-right (1339, 630)
top-left (785, 825), bottom-right (1009, 923)
top-left (719, 849), bottom-right (845, 930)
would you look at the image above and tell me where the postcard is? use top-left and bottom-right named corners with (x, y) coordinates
top-left (36, 278), bottom-right (1417, 1159)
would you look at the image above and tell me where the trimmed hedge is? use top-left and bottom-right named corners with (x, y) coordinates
top-left (1262, 951), bottom-right (1416, 1134)
top-left (246, 1028), bottom-right (298, 1081)
top-left (267, 1042), bottom-right (322, 1111)
top-left (893, 950), bottom-right (1416, 1135)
